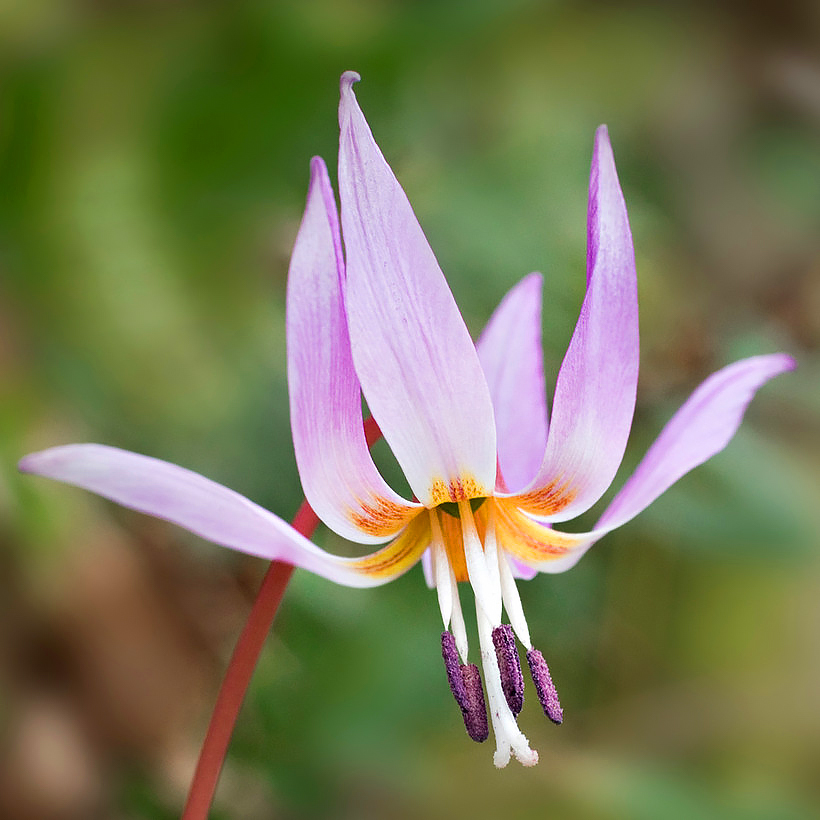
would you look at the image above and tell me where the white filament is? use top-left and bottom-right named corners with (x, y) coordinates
top-left (497, 548), bottom-right (532, 650)
top-left (430, 512), bottom-right (452, 629)
top-left (449, 566), bottom-right (468, 662)
top-left (480, 503), bottom-right (503, 626)
top-left (431, 510), bottom-right (469, 661)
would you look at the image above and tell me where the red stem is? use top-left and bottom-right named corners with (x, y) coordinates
top-left (180, 502), bottom-right (318, 820)
top-left (181, 417), bottom-right (381, 819)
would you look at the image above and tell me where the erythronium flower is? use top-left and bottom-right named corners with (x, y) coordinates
top-left (19, 71), bottom-right (794, 769)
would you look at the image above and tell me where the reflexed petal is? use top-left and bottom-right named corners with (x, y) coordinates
top-left (504, 353), bottom-right (795, 575)
top-left (18, 444), bottom-right (429, 587)
top-left (338, 71), bottom-right (496, 507)
top-left (515, 126), bottom-right (638, 521)
top-left (287, 156), bottom-right (419, 544)
top-left (493, 499), bottom-right (590, 572)
top-left (477, 273), bottom-right (548, 493)
top-left (596, 353), bottom-right (796, 531)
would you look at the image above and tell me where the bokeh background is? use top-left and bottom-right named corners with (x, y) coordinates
top-left (1, 1), bottom-right (819, 818)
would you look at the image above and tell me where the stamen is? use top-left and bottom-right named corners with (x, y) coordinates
top-left (430, 513), bottom-right (452, 629)
top-left (526, 649), bottom-right (563, 724)
top-left (491, 624), bottom-right (524, 716)
top-left (441, 631), bottom-right (488, 742)
top-left (432, 511), bottom-right (468, 660)
top-left (441, 631), bottom-right (466, 709)
top-left (449, 569), bottom-right (469, 661)
top-left (460, 664), bottom-right (489, 743)
top-left (458, 499), bottom-right (501, 623)
top-left (497, 547), bottom-right (532, 649)
top-left (481, 502), bottom-right (503, 625)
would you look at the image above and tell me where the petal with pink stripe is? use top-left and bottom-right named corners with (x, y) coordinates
top-left (596, 354), bottom-right (796, 531)
top-left (338, 72), bottom-right (496, 507)
top-left (514, 126), bottom-right (639, 522)
top-left (505, 354), bottom-right (795, 574)
top-left (477, 273), bottom-right (548, 493)
top-left (19, 444), bottom-right (429, 587)
top-left (287, 156), bottom-right (419, 544)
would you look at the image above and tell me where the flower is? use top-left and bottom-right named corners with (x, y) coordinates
top-left (19, 71), bottom-right (794, 768)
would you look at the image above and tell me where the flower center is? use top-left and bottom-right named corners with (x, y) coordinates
top-left (429, 500), bottom-right (563, 768)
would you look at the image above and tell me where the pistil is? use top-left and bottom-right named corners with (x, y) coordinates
top-left (475, 600), bottom-right (538, 767)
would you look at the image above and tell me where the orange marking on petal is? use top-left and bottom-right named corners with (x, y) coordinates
top-left (428, 474), bottom-right (486, 506)
top-left (516, 476), bottom-right (578, 516)
top-left (350, 512), bottom-right (429, 578)
top-left (349, 494), bottom-right (418, 537)
top-left (494, 499), bottom-right (582, 564)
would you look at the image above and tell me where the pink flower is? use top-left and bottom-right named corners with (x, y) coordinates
top-left (19, 72), bottom-right (794, 767)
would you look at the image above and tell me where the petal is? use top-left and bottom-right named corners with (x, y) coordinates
top-left (595, 353), bottom-right (796, 531)
top-left (502, 353), bottom-right (795, 575)
top-left (337, 71), bottom-right (496, 507)
top-left (287, 156), bottom-right (419, 544)
top-left (514, 126), bottom-right (639, 521)
top-left (18, 444), bottom-right (429, 587)
top-left (493, 499), bottom-right (590, 572)
top-left (476, 273), bottom-right (548, 493)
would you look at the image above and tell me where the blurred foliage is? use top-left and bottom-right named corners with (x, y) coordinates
top-left (1, 1), bottom-right (819, 818)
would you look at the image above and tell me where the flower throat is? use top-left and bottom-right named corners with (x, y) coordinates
top-left (429, 501), bottom-right (562, 767)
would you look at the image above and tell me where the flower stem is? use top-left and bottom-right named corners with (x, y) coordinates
top-left (181, 416), bottom-right (381, 818)
top-left (180, 502), bottom-right (318, 820)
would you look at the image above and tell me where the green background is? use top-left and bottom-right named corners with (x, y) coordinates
top-left (1, 1), bottom-right (819, 818)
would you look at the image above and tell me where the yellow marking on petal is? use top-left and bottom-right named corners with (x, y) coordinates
top-left (429, 474), bottom-right (486, 506)
top-left (349, 511), bottom-right (429, 579)
top-left (494, 499), bottom-right (584, 564)
top-left (437, 509), bottom-right (468, 582)
top-left (515, 476), bottom-right (578, 517)
top-left (349, 494), bottom-right (418, 537)
top-left (433, 501), bottom-right (492, 584)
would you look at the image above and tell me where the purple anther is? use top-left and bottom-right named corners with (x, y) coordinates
top-left (441, 631), bottom-right (466, 709)
top-left (441, 632), bottom-right (489, 742)
top-left (460, 663), bottom-right (489, 743)
top-left (492, 624), bottom-right (524, 715)
top-left (526, 649), bottom-right (563, 724)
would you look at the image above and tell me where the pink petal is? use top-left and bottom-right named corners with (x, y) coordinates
top-left (509, 353), bottom-right (795, 575)
top-left (476, 273), bottom-right (548, 493)
top-left (493, 499), bottom-right (589, 572)
top-left (287, 157), bottom-right (420, 544)
top-left (19, 444), bottom-right (429, 587)
top-left (514, 126), bottom-right (639, 522)
top-left (596, 353), bottom-right (796, 531)
top-left (337, 71), bottom-right (496, 507)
